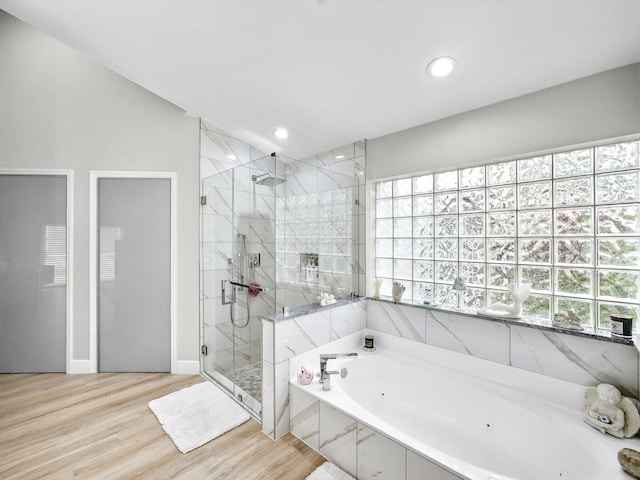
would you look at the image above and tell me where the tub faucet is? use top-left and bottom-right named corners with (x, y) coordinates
top-left (319, 352), bottom-right (358, 390)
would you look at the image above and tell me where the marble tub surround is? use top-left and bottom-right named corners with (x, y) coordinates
top-left (261, 299), bottom-right (366, 439)
top-left (261, 295), bottom-right (365, 323)
top-left (370, 296), bottom-right (634, 345)
top-left (367, 298), bottom-right (640, 399)
top-left (290, 330), bottom-right (640, 480)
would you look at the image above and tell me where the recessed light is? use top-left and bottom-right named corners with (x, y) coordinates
top-left (227, 154), bottom-right (237, 161)
top-left (426, 56), bottom-right (456, 78)
top-left (273, 128), bottom-right (289, 140)
top-left (336, 155), bottom-right (345, 159)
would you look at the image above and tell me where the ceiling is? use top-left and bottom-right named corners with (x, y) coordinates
top-left (2, 0), bottom-right (640, 160)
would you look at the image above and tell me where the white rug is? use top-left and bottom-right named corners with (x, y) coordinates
top-left (148, 381), bottom-right (251, 453)
top-left (306, 462), bottom-right (355, 480)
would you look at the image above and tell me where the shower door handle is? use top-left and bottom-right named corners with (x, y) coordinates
top-left (221, 279), bottom-right (236, 305)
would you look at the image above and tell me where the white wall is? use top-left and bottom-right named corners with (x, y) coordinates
top-left (0, 11), bottom-right (201, 369)
top-left (367, 63), bottom-right (640, 181)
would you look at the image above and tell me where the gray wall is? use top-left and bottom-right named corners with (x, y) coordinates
top-left (0, 11), bottom-right (200, 368)
top-left (367, 63), bottom-right (640, 181)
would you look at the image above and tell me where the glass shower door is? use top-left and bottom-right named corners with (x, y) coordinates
top-left (201, 154), bottom-right (279, 418)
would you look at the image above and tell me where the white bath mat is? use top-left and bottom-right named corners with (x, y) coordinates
top-left (306, 462), bottom-right (355, 480)
top-left (148, 381), bottom-right (250, 453)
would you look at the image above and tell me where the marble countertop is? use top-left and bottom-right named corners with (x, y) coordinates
top-left (261, 295), bottom-right (366, 323)
top-left (370, 296), bottom-right (634, 346)
top-left (263, 294), bottom-right (635, 347)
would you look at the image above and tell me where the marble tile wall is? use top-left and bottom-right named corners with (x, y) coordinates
top-left (290, 385), bottom-right (462, 480)
top-left (262, 299), bottom-right (366, 439)
top-left (367, 299), bottom-right (640, 398)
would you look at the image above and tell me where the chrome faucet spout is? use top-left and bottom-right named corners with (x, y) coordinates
top-left (319, 352), bottom-right (358, 390)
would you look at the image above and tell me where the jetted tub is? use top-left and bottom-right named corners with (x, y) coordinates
top-left (290, 330), bottom-right (640, 480)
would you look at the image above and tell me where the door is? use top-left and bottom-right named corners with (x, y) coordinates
top-left (0, 174), bottom-right (67, 372)
top-left (97, 177), bottom-right (171, 372)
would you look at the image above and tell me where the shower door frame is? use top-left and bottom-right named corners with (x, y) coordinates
top-left (88, 170), bottom-right (177, 373)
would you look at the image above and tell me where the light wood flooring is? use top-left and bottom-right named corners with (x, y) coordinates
top-left (0, 373), bottom-right (326, 480)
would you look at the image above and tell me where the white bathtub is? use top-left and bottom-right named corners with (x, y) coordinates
top-left (290, 330), bottom-right (640, 480)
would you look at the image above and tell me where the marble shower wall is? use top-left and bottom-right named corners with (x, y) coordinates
top-left (261, 299), bottom-right (367, 439)
top-left (276, 141), bottom-right (366, 310)
top-left (366, 299), bottom-right (640, 398)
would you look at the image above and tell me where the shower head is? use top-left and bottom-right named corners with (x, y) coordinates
top-left (251, 172), bottom-right (285, 186)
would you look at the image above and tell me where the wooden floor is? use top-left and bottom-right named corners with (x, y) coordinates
top-left (0, 373), bottom-right (326, 480)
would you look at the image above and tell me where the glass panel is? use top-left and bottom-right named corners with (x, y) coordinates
top-left (487, 161), bottom-right (516, 185)
top-left (555, 208), bottom-right (593, 235)
top-left (412, 174), bottom-right (433, 194)
top-left (596, 172), bottom-right (639, 204)
top-left (461, 214), bottom-right (485, 236)
top-left (461, 262), bottom-right (485, 286)
top-left (393, 178), bottom-right (412, 196)
top-left (394, 259), bottom-right (412, 279)
top-left (435, 192), bottom-right (457, 214)
top-left (488, 238), bottom-right (515, 262)
top-left (376, 198), bottom-right (392, 218)
top-left (595, 141), bottom-right (639, 173)
top-left (461, 238), bottom-right (485, 261)
top-left (519, 210), bottom-right (551, 236)
top-left (555, 297), bottom-right (593, 326)
top-left (376, 181), bottom-right (392, 198)
top-left (487, 186), bottom-right (516, 210)
top-left (436, 216), bottom-right (458, 236)
top-left (376, 238), bottom-right (393, 257)
top-left (556, 268), bottom-right (592, 296)
top-left (522, 294), bottom-right (551, 320)
top-left (460, 166), bottom-right (485, 189)
top-left (460, 189), bottom-right (485, 212)
top-left (376, 218), bottom-right (393, 237)
top-left (519, 266), bottom-right (551, 292)
top-left (518, 155), bottom-right (552, 182)
top-left (598, 302), bottom-right (640, 331)
top-left (488, 264), bottom-right (515, 287)
top-left (413, 238), bottom-right (434, 259)
top-left (413, 195), bottom-right (433, 216)
top-left (413, 260), bottom-right (434, 281)
top-left (555, 239), bottom-right (593, 265)
top-left (488, 212), bottom-right (516, 236)
top-left (393, 239), bottom-right (412, 258)
top-left (520, 239), bottom-right (551, 264)
top-left (554, 149), bottom-right (592, 177)
top-left (597, 238), bottom-right (640, 267)
top-left (435, 239), bottom-right (458, 260)
top-left (597, 205), bottom-right (640, 235)
top-left (554, 177), bottom-right (592, 206)
top-left (435, 284), bottom-right (457, 306)
top-left (463, 288), bottom-right (485, 309)
top-left (413, 281), bottom-right (434, 302)
top-left (435, 171), bottom-right (458, 191)
top-left (394, 218), bottom-right (412, 237)
top-left (413, 217), bottom-right (433, 237)
top-left (376, 258), bottom-right (393, 278)
top-left (518, 182), bottom-right (551, 209)
top-left (598, 270), bottom-right (639, 300)
top-left (436, 261), bottom-right (458, 283)
top-left (393, 197), bottom-right (412, 217)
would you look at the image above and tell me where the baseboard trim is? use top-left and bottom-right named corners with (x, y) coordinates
top-left (68, 360), bottom-right (95, 374)
top-left (173, 360), bottom-right (200, 375)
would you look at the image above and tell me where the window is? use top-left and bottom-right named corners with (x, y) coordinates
top-left (374, 140), bottom-right (640, 330)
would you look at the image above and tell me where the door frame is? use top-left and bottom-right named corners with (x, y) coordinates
top-left (89, 171), bottom-right (177, 373)
top-left (0, 169), bottom-right (74, 372)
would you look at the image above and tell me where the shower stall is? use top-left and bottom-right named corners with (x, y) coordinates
top-left (200, 152), bottom-right (282, 418)
top-left (200, 119), bottom-right (365, 423)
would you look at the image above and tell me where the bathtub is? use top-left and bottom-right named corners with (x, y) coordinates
top-left (290, 330), bottom-right (640, 480)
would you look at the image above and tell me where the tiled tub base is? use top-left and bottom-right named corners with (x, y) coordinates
top-left (290, 384), bottom-right (460, 480)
